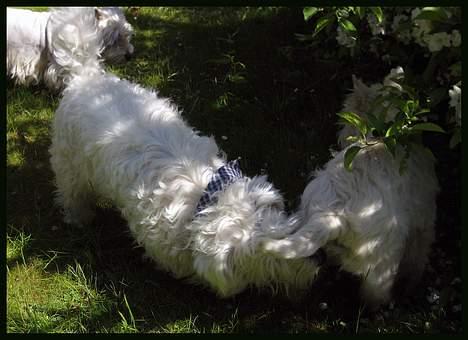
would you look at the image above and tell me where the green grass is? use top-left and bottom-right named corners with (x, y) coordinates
top-left (6, 7), bottom-right (461, 333)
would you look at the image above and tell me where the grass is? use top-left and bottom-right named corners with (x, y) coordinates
top-left (6, 7), bottom-right (462, 333)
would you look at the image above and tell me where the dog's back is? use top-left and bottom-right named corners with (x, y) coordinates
top-left (7, 8), bottom-right (50, 48)
top-left (299, 140), bottom-right (438, 307)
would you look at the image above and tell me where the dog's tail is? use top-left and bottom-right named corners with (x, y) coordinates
top-left (46, 7), bottom-right (104, 83)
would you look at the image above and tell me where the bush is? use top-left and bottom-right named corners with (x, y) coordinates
top-left (299, 6), bottom-right (461, 168)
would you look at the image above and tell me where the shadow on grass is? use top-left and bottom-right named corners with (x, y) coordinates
top-left (6, 7), bottom-right (461, 333)
top-left (121, 7), bottom-right (353, 206)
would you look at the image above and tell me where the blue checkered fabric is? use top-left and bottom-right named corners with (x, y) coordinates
top-left (195, 159), bottom-right (243, 216)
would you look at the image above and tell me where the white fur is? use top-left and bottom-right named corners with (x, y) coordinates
top-left (48, 10), bottom-right (318, 297)
top-left (7, 7), bottom-right (134, 91)
top-left (338, 67), bottom-right (404, 148)
top-left (268, 70), bottom-right (439, 307)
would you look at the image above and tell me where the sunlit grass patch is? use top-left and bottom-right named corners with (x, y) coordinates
top-left (7, 260), bottom-right (112, 333)
top-left (7, 229), bottom-right (32, 264)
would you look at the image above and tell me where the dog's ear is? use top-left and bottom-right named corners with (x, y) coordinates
top-left (95, 8), bottom-right (103, 21)
top-left (352, 75), bottom-right (368, 92)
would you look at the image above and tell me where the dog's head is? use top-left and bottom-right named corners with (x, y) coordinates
top-left (95, 7), bottom-right (134, 63)
top-left (338, 67), bottom-right (405, 148)
top-left (191, 176), bottom-right (320, 297)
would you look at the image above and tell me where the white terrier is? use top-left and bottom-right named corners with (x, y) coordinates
top-left (48, 8), bottom-right (319, 297)
top-left (265, 70), bottom-right (439, 307)
top-left (7, 7), bottom-right (134, 91)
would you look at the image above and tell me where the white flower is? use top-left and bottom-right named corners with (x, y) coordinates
top-left (319, 302), bottom-right (328, 311)
top-left (427, 291), bottom-right (440, 304)
top-left (411, 16), bottom-right (433, 47)
top-left (415, 19), bottom-right (432, 35)
top-left (449, 84), bottom-right (462, 126)
top-left (336, 26), bottom-right (356, 48)
top-left (451, 29), bottom-right (461, 47)
top-left (388, 66), bottom-right (404, 78)
top-left (383, 66), bottom-right (404, 91)
top-left (423, 32), bottom-right (451, 52)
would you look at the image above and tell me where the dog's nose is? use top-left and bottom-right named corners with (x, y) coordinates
top-left (125, 52), bottom-right (133, 61)
top-left (309, 248), bottom-right (326, 266)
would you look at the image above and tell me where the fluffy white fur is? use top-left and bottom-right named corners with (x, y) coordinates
top-left (7, 7), bottom-right (134, 91)
top-left (48, 9), bottom-right (318, 297)
top-left (337, 67), bottom-right (405, 149)
top-left (266, 70), bottom-right (439, 307)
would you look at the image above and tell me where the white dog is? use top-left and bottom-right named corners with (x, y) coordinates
top-left (48, 8), bottom-right (319, 297)
top-left (7, 7), bottom-right (134, 91)
top-left (265, 70), bottom-right (439, 308)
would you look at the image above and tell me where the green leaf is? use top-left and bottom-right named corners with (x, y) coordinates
top-left (345, 135), bottom-right (360, 143)
top-left (313, 16), bottom-right (333, 37)
top-left (415, 108), bottom-right (430, 116)
top-left (402, 100), bottom-right (417, 115)
top-left (411, 123), bottom-right (446, 133)
top-left (337, 111), bottom-right (368, 137)
top-left (354, 7), bottom-right (365, 19)
top-left (339, 18), bottom-right (357, 32)
top-left (385, 122), bottom-right (401, 138)
top-left (344, 145), bottom-right (362, 171)
top-left (383, 137), bottom-right (397, 157)
top-left (303, 7), bottom-right (319, 21)
top-left (366, 112), bottom-right (386, 134)
top-left (414, 7), bottom-right (449, 22)
top-left (370, 7), bottom-right (383, 23)
top-left (228, 74), bottom-right (247, 83)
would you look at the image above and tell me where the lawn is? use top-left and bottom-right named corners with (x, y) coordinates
top-left (6, 7), bottom-right (462, 333)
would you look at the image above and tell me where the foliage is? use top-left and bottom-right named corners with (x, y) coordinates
top-left (301, 6), bottom-right (461, 169)
top-left (337, 68), bottom-right (445, 171)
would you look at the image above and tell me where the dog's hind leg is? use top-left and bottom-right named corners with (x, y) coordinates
top-left (358, 243), bottom-right (405, 309)
top-left (394, 224), bottom-right (435, 296)
top-left (50, 144), bottom-right (95, 227)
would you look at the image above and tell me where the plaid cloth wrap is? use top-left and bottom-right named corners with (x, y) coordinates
top-left (195, 159), bottom-right (243, 216)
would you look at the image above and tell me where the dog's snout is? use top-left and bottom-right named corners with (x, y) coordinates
top-left (309, 248), bottom-right (326, 266)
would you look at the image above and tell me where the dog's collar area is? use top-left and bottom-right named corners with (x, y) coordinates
top-left (195, 159), bottom-right (243, 217)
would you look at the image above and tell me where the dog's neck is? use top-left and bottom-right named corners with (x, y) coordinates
top-left (194, 159), bottom-right (243, 216)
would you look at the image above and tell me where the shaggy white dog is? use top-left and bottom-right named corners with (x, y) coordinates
top-left (265, 70), bottom-right (439, 308)
top-left (48, 8), bottom-right (319, 297)
top-left (7, 7), bottom-right (134, 91)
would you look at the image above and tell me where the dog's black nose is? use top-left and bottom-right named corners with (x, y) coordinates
top-left (125, 52), bottom-right (133, 61)
top-left (309, 248), bottom-right (326, 266)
